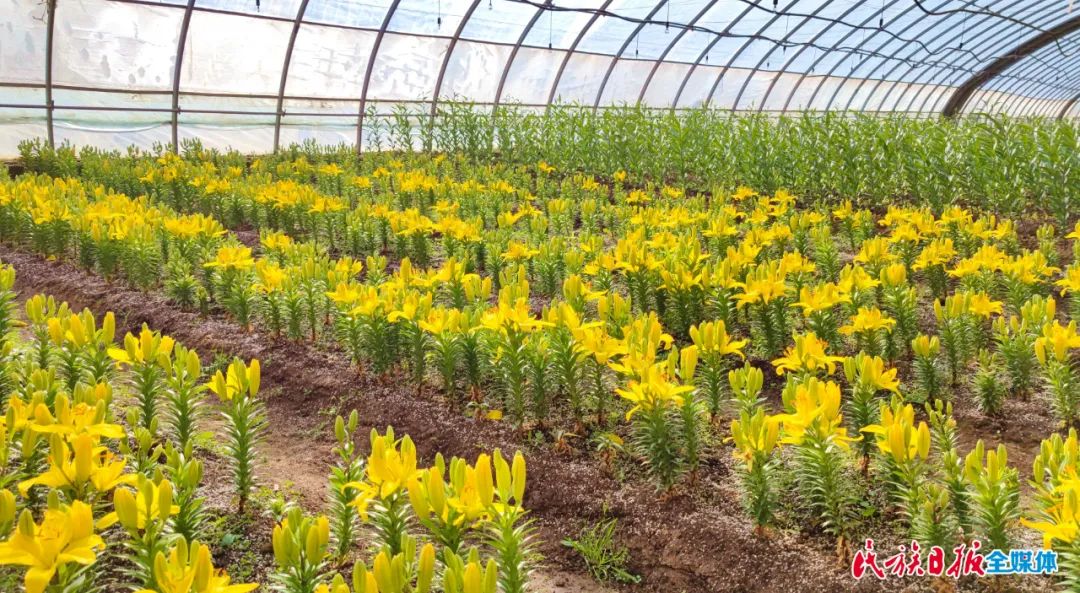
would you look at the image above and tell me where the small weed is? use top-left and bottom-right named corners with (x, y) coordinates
top-left (254, 484), bottom-right (299, 523)
top-left (562, 516), bottom-right (640, 584)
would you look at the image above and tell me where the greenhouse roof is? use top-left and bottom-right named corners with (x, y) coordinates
top-left (1, 0), bottom-right (1078, 155)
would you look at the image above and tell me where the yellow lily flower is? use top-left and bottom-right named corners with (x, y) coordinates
top-left (0, 501), bottom-right (104, 593)
top-left (203, 245), bottom-right (255, 271)
top-left (18, 434), bottom-right (133, 497)
top-left (861, 403), bottom-right (930, 464)
top-left (772, 332), bottom-right (844, 376)
top-left (138, 538), bottom-right (258, 593)
top-left (688, 320), bottom-right (747, 358)
top-left (728, 409), bottom-right (781, 469)
top-left (792, 283), bottom-right (850, 316)
top-left (840, 307), bottom-right (896, 335)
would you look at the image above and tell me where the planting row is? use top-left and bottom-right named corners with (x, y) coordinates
top-left (0, 260), bottom-right (538, 593)
top-left (20, 110), bottom-right (1080, 223)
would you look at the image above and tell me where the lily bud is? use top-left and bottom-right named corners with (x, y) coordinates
top-left (157, 480), bottom-right (174, 522)
top-left (493, 449), bottom-right (511, 503)
top-left (408, 477), bottom-right (429, 519)
top-left (185, 350), bottom-right (201, 378)
top-left (483, 559), bottom-right (498, 593)
top-left (463, 561), bottom-right (483, 593)
top-left (47, 317), bottom-right (64, 346)
top-left (428, 468), bottom-right (446, 516)
top-left (334, 416), bottom-right (346, 443)
top-left (248, 359), bottom-right (261, 397)
top-left (0, 489), bottom-right (15, 529)
top-left (305, 523), bottom-right (323, 561)
top-left (373, 551), bottom-right (394, 593)
top-left (417, 544), bottom-right (435, 593)
top-left (474, 454), bottom-right (494, 508)
top-left (101, 311), bottom-right (116, 344)
top-left (69, 437), bottom-right (92, 487)
top-left (115, 487), bottom-right (138, 530)
top-left (194, 542), bottom-right (213, 591)
top-left (916, 422), bottom-right (931, 460)
top-left (511, 451), bottom-right (527, 504)
top-left (352, 560), bottom-right (374, 593)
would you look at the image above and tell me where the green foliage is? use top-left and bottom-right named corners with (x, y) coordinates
top-left (964, 442), bottom-right (1020, 551)
top-left (972, 349), bottom-right (1006, 416)
top-left (561, 517), bottom-right (640, 584)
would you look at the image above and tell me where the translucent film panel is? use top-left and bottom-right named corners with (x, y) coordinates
top-left (550, 52), bottom-right (609, 104)
top-left (365, 33), bottom-right (449, 102)
top-left (0, 0), bottom-right (48, 85)
top-left (180, 11), bottom-right (291, 95)
top-left (460, 0), bottom-right (538, 44)
top-left (500, 47), bottom-right (564, 106)
top-left (303, 0), bottom-right (391, 29)
top-left (279, 98), bottom-right (358, 148)
top-left (388, 0), bottom-right (471, 36)
top-left (641, 62), bottom-right (689, 107)
top-left (521, 0), bottom-right (603, 50)
top-left (285, 24), bottom-right (376, 99)
top-left (54, 0), bottom-right (181, 91)
top-left (675, 64), bottom-right (723, 108)
top-left (439, 40), bottom-right (511, 103)
top-left (596, 59), bottom-right (651, 105)
top-left (197, 0), bottom-right (302, 21)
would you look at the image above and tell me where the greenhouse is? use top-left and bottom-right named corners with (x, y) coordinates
top-left (0, 2), bottom-right (1079, 593)
top-left (1, 0), bottom-right (1079, 154)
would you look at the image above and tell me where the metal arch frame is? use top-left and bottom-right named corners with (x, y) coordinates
top-left (800, 0), bottom-right (957, 112)
top-left (635, 0), bottom-right (719, 107)
top-left (890, 1), bottom-right (1069, 114)
top-left (492, 0), bottom-right (551, 114)
top-left (1025, 49), bottom-right (1080, 116)
top-left (959, 33), bottom-right (1075, 117)
top-left (45, 0), bottom-right (56, 147)
top-left (590, 0), bottom-right (670, 111)
top-left (992, 52), bottom-right (1079, 116)
top-left (1060, 90), bottom-right (1080, 119)
top-left (907, 9), bottom-right (1077, 116)
top-left (701, 0), bottom-right (803, 111)
top-left (835, 1), bottom-right (1017, 112)
top-left (272, 0), bottom-right (311, 153)
top-left (544, 0), bottom-right (614, 109)
top-left (171, 0), bottom-right (197, 153)
top-left (1012, 72), bottom-right (1080, 118)
top-left (841, 0), bottom-right (1031, 113)
top-left (761, 0), bottom-right (883, 113)
top-left (780, 0), bottom-right (922, 112)
top-left (835, 1), bottom-right (1012, 113)
top-left (894, 27), bottom-right (1062, 115)
top-left (941, 13), bottom-right (1080, 116)
top-left (872, 19), bottom-right (1006, 114)
top-left (1003, 41), bottom-right (1080, 116)
top-left (731, 0), bottom-right (839, 112)
top-left (430, 0), bottom-right (484, 131)
top-left (1030, 70), bottom-right (1080, 116)
top-left (669, 1), bottom-right (758, 110)
top-left (356, 0), bottom-right (401, 154)
top-left (904, 15), bottom-right (1078, 116)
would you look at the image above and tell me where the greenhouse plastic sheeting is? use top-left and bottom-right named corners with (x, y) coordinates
top-left (1, 0), bottom-right (1078, 156)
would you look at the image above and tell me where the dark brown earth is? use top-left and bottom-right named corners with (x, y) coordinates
top-left (2, 245), bottom-right (883, 593)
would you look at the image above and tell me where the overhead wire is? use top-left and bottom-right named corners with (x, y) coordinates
top-left (504, 0), bottom-right (1079, 84)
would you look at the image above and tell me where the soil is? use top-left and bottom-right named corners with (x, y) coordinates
top-left (2, 245), bottom-right (878, 593)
